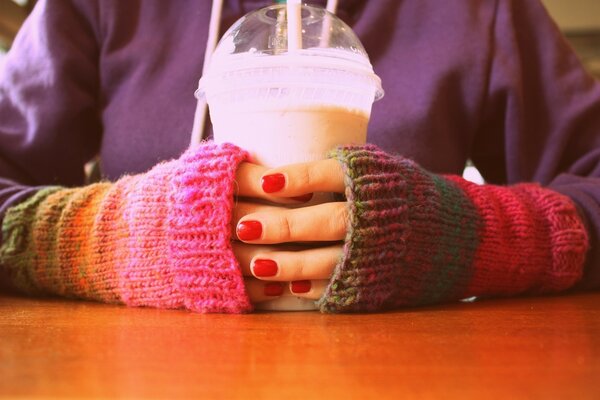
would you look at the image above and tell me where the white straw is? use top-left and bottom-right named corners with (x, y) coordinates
top-left (320, 0), bottom-right (338, 48)
top-left (287, 0), bottom-right (302, 51)
top-left (326, 0), bottom-right (338, 14)
top-left (190, 0), bottom-right (224, 147)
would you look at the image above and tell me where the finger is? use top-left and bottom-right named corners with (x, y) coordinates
top-left (232, 201), bottom-right (282, 239)
top-left (244, 277), bottom-right (287, 304)
top-left (233, 242), bottom-right (282, 276)
top-left (260, 158), bottom-right (345, 197)
top-left (235, 162), bottom-right (312, 205)
top-left (235, 162), bottom-right (267, 199)
top-left (236, 202), bottom-right (348, 243)
top-left (248, 245), bottom-right (342, 282)
top-left (289, 279), bottom-right (329, 300)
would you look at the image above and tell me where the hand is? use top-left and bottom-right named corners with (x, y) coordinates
top-left (232, 159), bottom-right (347, 305)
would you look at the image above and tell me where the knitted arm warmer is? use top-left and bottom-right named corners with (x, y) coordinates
top-left (318, 145), bottom-right (589, 312)
top-left (0, 143), bottom-right (252, 313)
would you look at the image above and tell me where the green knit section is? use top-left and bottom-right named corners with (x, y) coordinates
top-left (320, 145), bottom-right (484, 312)
top-left (54, 182), bottom-right (113, 299)
top-left (33, 188), bottom-right (79, 295)
top-left (320, 146), bottom-right (410, 312)
top-left (1, 187), bottom-right (62, 294)
top-left (415, 173), bottom-right (481, 305)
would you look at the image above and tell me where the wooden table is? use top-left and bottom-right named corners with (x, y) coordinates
top-left (1, 292), bottom-right (599, 399)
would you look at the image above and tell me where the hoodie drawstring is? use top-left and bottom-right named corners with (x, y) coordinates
top-left (190, 0), bottom-right (224, 147)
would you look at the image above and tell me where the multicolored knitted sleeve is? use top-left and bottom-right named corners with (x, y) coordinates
top-left (0, 142), bottom-right (253, 313)
top-left (318, 145), bottom-right (589, 313)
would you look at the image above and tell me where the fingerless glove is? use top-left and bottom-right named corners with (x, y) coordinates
top-left (0, 143), bottom-right (252, 313)
top-left (318, 145), bottom-right (589, 312)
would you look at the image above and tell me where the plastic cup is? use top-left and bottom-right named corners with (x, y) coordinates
top-left (196, 4), bottom-right (384, 311)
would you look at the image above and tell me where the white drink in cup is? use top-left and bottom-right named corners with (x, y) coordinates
top-left (196, 4), bottom-right (383, 311)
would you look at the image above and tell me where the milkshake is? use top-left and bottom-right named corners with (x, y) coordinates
top-left (196, 4), bottom-right (383, 310)
top-left (210, 105), bottom-right (369, 167)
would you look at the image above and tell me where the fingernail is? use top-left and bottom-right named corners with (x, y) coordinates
top-left (261, 173), bottom-right (286, 193)
top-left (236, 220), bottom-right (262, 241)
top-left (291, 280), bottom-right (311, 294)
top-left (252, 259), bottom-right (278, 277)
top-left (291, 193), bottom-right (313, 202)
top-left (264, 282), bottom-right (284, 297)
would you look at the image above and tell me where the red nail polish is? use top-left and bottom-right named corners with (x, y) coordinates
top-left (253, 259), bottom-right (278, 277)
top-left (264, 282), bottom-right (284, 297)
top-left (262, 173), bottom-right (286, 193)
top-left (291, 280), bottom-right (311, 294)
top-left (291, 193), bottom-right (313, 203)
top-left (236, 220), bottom-right (262, 241)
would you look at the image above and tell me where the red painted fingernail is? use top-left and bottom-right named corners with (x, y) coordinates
top-left (236, 220), bottom-right (262, 241)
top-left (261, 173), bottom-right (286, 193)
top-left (291, 193), bottom-right (313, 202)
top-left (253, 259), bottom-right (278, 277)
top-left (291, 280), bottom-right (311, 294)
top-left (264, 282), bottom-right (284, 297)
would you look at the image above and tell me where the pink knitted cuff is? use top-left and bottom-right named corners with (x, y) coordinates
top-left (1, 142), bottom-right (252, 313)
top-left (168, 143), bottom-right (253, 313)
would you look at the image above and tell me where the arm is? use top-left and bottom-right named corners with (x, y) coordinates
top-left (472, 0), bottom-right (600, 289)
top-left (0, 0), bottom-right (102, 291)
top-left (321, 145), bottom-right (588, 311)
top-left (207, 0), bottom-right (598, 312)
top-left (235, 1), bottom-right (599, 310)
top-left (0, 1), bottom-right (288, 308)
top-left (230, 146), bottom-right (588, 312)
top-left (0, 0), bottom-right (101, 222)
top-left (1, 143), bottom-right (253, 313)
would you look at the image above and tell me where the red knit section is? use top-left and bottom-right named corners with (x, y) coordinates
top-left (447, 177), bottom-right (589, 297)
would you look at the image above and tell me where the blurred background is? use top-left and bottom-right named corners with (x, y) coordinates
top-left (1, 0), bottom-right (599, 76)
top-left (0, 0), bottom-right (33, 54)
top-left (544, 0), bottom-right (600, 77)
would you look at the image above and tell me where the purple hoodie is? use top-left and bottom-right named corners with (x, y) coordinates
top-left (2, 0), bottom-right (600, 289)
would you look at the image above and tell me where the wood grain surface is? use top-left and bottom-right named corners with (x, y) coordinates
top-left (1, 292), bottom-right (599, 399)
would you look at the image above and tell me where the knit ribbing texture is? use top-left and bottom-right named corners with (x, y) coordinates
top-left (318, 145), bottom-right (589, 312)
top-left (0, 142), bottom-right (252, 313)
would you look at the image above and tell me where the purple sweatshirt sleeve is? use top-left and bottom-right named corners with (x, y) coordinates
top-left (2, 0), bottom-right (600, 294)
top-left (0, 0), bottom-right (101, 217)
top-left (473, 0), bottom-right (600, 289)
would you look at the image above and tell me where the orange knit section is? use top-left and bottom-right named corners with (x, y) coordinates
top-left (56, 183), bottom-right (112, 298)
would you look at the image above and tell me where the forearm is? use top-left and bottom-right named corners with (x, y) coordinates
top-left (547, 175), bottom-right (600, 290)
top-left (0, 143), bottom-right (253, 313)
top-left (319, 145), bottom-right (589, 312)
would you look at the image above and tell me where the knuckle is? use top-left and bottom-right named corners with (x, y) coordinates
top-left (297, 166), bottom-right (312, 189)
top-left (235, 163), bottom-right (252, 195)
top-left (277, 213), bottom-right (294, 241)
top-left (331, 204), bottom-right (349, 236)
top-left (290, 255), bottom-right (306, 280)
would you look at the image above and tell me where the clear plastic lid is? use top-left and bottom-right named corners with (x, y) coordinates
top-left (197, 3), bottom-right (384, 100)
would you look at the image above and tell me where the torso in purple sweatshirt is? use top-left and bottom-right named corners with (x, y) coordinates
top-left (2, 0), bottom-right (600, 287)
